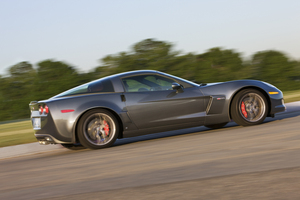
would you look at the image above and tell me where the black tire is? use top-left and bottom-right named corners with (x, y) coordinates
top-left (231, 89), bottom-right (268, 126)
top-left (205, 122), bottom-right (228, 129)
top-left (61, 144), bottom-right (86, 150)
top-left (77, 109), bottom-right (119, 149)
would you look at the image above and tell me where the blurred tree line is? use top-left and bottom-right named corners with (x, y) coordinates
top-left (0, 39), bottom-right (299, 121)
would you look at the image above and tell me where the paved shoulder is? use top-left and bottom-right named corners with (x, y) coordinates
top-left (0, 142), bottom-right (63, 159)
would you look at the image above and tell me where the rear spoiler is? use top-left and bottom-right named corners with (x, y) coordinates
top-left (29, 101), bottom-right (38, 106)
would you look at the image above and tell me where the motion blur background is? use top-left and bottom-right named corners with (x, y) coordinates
top-left (0, 0), bottom-right (300, 121)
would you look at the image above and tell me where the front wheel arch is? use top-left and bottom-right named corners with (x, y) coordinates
top-left (73, 107), bottom-right (124, 144)
top-left (229, 86), bottom-right (271, 120)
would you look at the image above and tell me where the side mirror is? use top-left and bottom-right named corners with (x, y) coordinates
top-left (172, 82), bottom-right (181, 90)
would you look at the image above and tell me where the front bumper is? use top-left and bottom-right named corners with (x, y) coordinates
top-left (269, 93), bottom-right (286, 114)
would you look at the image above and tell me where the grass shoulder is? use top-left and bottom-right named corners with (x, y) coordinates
top-left (283, 89), bottom-right (300, 103)
top-left (0, 120), bottom-right (36, 147)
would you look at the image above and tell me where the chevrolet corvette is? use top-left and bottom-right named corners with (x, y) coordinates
top-left (29, 70), bottom-right (285, 149)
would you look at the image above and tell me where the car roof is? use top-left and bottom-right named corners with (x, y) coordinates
top-left (109, 70), bottom-right (158, 78)
top-left (51, 70), bottom-right (198, 99)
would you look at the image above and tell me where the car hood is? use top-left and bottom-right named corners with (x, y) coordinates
top-left (203, 82), bottom-right (224, 86)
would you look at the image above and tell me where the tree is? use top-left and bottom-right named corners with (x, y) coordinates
top-left (194, 48), bottom-right (244, 83)
top-left (99, 39), bottom-right (178, 75)
top-left (251, 51), bottom-right (298, 90)
top-left (0, 62), bottom-right (36, 120)
top-left (0, 38), bottom-right (299, 122)
top-left (35, 60), bottom-right (80, 100)
top-left (9, 61), bottom-right (35, 78)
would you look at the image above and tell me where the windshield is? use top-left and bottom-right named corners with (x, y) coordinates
top-left (158, 72), bottom-right (199, 87)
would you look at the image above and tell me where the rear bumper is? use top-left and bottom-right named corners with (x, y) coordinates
top-left (30, 101), bottom-right (74, 144)
top-left (35, 134), bottom-right (72, 145)
top-left (31, 113), bottom-right (72, 144)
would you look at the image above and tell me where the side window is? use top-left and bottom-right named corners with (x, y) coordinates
top-left (88, 79), bottom-right (114, 93)
top-left (123, 78), bottom-right (151, 92)
top-left (122, 75), bottom-right (175, 92)
top-left (146, 75), bottom-right (174, 90)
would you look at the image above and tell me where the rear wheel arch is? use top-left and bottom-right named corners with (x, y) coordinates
top-left (229, 86), bottom-right (271, 120)
top-left (74, 107), bottom-right (124, 144)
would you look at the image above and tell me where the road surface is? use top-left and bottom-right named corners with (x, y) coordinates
top-left (0, 109), bottom-right (300, 199)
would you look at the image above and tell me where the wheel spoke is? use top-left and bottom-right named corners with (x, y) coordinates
top-left (249, 112), bottom-right (255, 120)
top-left (83, 113), bottom-right (115, 146)
top-left (96, 134), bottom-right (101, 144)
top-left (239, 92), bottom-right (265, 123)
top-left (249, 95), bottom-right (255, 103)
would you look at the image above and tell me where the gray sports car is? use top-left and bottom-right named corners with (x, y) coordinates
top-left (29, 70), bottom-right (285, 150)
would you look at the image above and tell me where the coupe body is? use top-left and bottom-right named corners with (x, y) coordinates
top-left (29, 70), bottom-right (285, 149)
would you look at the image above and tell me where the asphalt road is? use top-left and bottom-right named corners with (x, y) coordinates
top-left (0, 110), bottom-right (300, 200)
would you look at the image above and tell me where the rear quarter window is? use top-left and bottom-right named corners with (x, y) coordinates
top-left (54, 79), bottom-right (114, 98)
top-left (88, 79), bottom-right (114, 93)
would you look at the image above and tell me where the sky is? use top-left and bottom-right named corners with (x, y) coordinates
top-left (1, 0), bottom-right (299, 75)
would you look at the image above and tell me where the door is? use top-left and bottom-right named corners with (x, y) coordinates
top-left (122, 74), bottom-right (206, 129)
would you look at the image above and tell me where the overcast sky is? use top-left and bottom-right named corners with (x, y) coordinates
top-left (1, 0), bottom-right (299, 75)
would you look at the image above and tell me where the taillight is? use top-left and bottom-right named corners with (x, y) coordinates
top-left (39, 106), bottom-right (44, 115)
top-left (44, 105), bottom-right (49, 114)
top-left (39, 105), bottom-right (49, 115)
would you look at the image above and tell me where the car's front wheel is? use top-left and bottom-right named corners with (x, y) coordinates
top-left (231, 89), bottom-right (268, 126)
top-left (77, 109), bottom-right (119, 149)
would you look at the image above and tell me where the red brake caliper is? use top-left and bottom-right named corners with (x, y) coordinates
top-left (103, 120), bottom-right (110, 136)
top-left (241, 102), bottom-right (248, 118)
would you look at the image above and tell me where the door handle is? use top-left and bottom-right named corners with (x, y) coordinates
top-left (121, 94), bottom-right (126, 102)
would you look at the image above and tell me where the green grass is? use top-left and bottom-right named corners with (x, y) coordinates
top-left (0, 120), bottom-right (37, 147)
top-left (0, 89), bottom-right (300, 148)
top-left (283, 89), bottom-right (300, 103)
top-left (0, 120), bottom-right (32, 134)
top-left (0, 132), bottom-right (37, 148)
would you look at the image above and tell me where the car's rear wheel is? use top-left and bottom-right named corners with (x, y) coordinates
top-left (77, 109), bottom-right (119, 149)
top-left (205, 122), bottom-right (228, 129)
top-left (61, 143), bottom-right (86, 150)
top-left (231, 89), bottom-right (268, 126)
